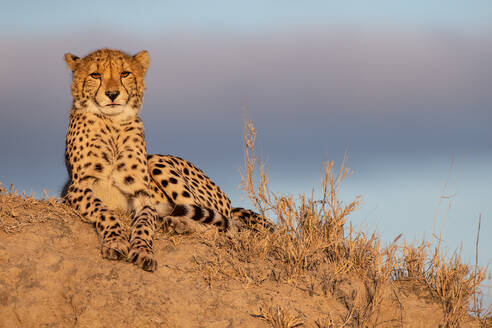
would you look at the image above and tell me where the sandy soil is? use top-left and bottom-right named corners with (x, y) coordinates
top-left (0, 192), bottom-right (485, 328)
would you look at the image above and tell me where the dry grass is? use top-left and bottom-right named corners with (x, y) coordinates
top-left (392, 216), bottom-right (490, 327)
top-left (254, 304), bottom-right (304, 328)
top-left (188, 118), bottom-right (489, 327)
top-left (395, 239), bottom-right (488, 327)
top-left (0, 182), bottom-right (75, 234)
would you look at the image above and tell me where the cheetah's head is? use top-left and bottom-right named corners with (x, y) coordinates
top-left (65, 49), bottom-right (149, 120)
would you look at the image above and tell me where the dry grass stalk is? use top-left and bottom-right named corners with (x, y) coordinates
top-left (314, 316), bottom-right (339, 328)
top-left (470, 215), bottom-right (492, 327)
top-left (255, 304), bottom-right (304, 328)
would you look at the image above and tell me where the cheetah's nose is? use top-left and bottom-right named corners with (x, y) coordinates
top-left (105, 90), bottom-right (120, 102)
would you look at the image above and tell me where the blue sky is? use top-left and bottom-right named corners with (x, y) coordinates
top-left (1, 1), bottom-right (491, 302)
top-left (2, 1), bottom-right (492, 34)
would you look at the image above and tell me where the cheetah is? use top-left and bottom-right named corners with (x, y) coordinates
top-left (63, 48), bottom-right (271, 272)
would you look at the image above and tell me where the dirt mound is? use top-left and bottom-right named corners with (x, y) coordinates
top-left (0, 191), bottom-right (487, 327)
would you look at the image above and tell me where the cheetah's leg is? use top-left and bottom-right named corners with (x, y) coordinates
top-left (127, 193), bottom-right (159, 272)
top-left (147, 156), bottom-right (229, 233)
top-left (109, 150), bottom-right (159, 271)
top-left (65, 179), bottom-right (130, 260)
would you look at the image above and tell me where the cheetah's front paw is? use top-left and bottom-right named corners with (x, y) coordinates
top-left (101, 238), bottom-right (130, 260)
top-left (127, 247), bottom-right (157, 272)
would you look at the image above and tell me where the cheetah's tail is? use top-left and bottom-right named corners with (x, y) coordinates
top-left (158, 203), bottom-right (230, 231)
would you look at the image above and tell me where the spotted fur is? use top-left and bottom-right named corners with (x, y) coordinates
top-left (63, 48), bottom-right (272, 272)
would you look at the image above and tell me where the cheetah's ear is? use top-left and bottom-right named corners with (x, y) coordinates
top-left (133, 50), bottom-right (150, 73)
top-left (64, 53), bottom-right (81, 72)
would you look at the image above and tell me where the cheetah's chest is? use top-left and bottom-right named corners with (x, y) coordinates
top-left (68, 113), bottom-right (147, 212)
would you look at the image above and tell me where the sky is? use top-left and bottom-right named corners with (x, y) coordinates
top-left (0, 1), bottom-right (491, 302)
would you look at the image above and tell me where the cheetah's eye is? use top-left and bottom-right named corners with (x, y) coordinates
top-left (120, 71), bottom-right (131, 78)
top-left (90, 72), bottom-right (101, 79)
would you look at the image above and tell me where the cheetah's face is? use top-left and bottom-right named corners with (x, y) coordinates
top-left (65, 49), bottom-right (149, 119)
